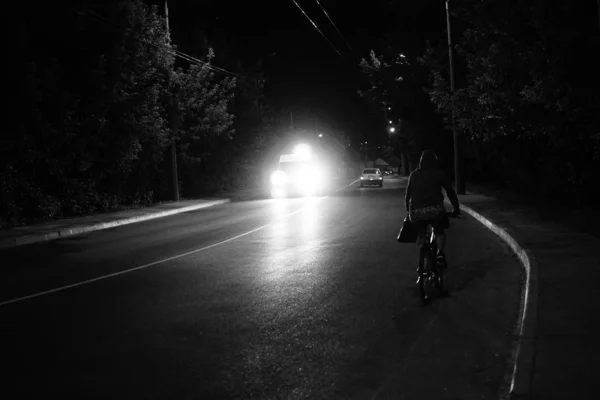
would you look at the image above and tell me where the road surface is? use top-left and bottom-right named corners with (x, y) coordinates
top-left (0, 177), bottom-right (521, 399)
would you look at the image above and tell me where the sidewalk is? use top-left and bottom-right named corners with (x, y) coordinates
top-left (0, 185), bottom-right (271, 250)
top-left (0, 198), bottom-right (234, 250)
top-left (455, 191), bottom-right (600, 399)
top-left (0, 178), bottom-right (355, 251)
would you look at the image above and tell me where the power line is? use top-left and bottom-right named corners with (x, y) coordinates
top-left (171, 48), bottom-right (238, 77)
top-left (164, 1), bottom-right (237, 77)
top-left (78, 8), bottom-right (238, 77)
top-left (314, 0), bottom-right (353, 51)
top-left (291, 0), bottom-right (344, 59)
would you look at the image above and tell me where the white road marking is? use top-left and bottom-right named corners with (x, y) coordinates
top-left (0, 180), bottom-right (358, 307)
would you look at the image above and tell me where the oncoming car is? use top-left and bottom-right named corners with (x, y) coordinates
top-left (359, 168), bottom-right (383, 188)
top-left (270, 144), bottom-right (326, 198)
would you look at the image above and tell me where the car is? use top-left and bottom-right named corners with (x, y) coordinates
top-left (359, 168), bottom-right (383, 187)
top-left (270, 145), bottom-right (327, 198)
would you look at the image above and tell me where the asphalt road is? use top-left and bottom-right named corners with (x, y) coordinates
top-left (0, 177), bottom-right (521, 399)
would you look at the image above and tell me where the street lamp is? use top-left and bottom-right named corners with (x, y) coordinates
top-left (389, 127), bottom-right (396, 133)
top-left (318, 133), bottom-right (323, 138)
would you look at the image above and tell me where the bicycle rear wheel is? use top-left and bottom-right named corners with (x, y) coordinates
top-left (420, 251), bottom-right (437, 305)
top-left (418, 272), bottom-right (427, 304)
top-left (433, 262), bottom-right (445, 294)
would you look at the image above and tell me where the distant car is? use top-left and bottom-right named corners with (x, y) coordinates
top-left (359, 168), bottom-right (383, 187)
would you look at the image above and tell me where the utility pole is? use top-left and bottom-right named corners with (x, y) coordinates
top-left (597, 0), bottom-right (600, 30)
top-left (166, 1), bottom-right (179, 201)
top-left (445, 0), bottom-right (465, 194)
top-left (290, 110), bottom-right (294, 130)
top-left (76, 0), bottom-right (88, 32)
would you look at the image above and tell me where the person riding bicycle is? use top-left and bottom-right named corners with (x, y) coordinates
top-left (404, 150), bottom-right (460, 273)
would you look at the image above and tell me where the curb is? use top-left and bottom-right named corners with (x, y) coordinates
top-left (0, 199), bottom-right (230, 250)
top-left (456, 203), bottom-right (538, 400)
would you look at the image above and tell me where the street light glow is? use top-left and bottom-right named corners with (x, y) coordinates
top-left (389, 127), bottom-right (396, 133)
top-left (389, 120), bottom-right (393, 124)
top-left (318, 133), bottom-right (323, 137)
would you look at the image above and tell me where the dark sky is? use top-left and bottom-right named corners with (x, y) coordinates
top-left (164, 0), bottom-right (446, 143)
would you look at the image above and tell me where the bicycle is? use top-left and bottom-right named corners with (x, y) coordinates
top-left (418, 211), bottom-right (460, 305)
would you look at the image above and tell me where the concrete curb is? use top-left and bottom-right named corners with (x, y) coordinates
top-left (454, 203), bottom-right (538, 400)
top-left (0, 199), bottom-right (230, 250)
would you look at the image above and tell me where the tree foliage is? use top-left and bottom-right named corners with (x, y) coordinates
top-left (362, 0), bottom-right (600, 205)
top-left (2, 0), bottom-right (238, 226)
top-left (173, 49), bottom-right (236, 164)
top-left (418, 0), bottom-right (600, 205)
top-left (358, 48), bottom-right (451, 172)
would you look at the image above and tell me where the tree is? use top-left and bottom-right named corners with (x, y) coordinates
top-left (230, 60), bottom-right (273, 163)
top-left (419, 0), bottom-right (600, 205)
top-left (173, 20), bottom-right (275, 193)
top-left (2, 0), bottom-right (177, 224)
top-left (4, 0), bottom-right (240, 224)
top-left (173, 49), bottom-right (236, 163)
top-left (94, 0), bottom-right (173, 201)
top-left (358, 48), bottom-right (449, 174)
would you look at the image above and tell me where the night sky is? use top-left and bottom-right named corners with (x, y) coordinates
top-left (163, 0), bottom-right (447, 144)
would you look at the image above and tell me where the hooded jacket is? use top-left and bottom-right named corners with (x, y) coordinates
top-left (404, 150), bottom-right (460, 212)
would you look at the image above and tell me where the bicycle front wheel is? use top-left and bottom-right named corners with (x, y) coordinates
top-left (418, 252), bottom-right (428, 305)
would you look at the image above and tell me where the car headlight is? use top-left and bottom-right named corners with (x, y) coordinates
top-left (270, 170), bottom-right (287, 186)
top-left (360, 176), bottom-right (364, 180)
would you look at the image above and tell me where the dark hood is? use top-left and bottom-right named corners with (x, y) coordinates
top-left (419, 150), bottom-right (438, 170)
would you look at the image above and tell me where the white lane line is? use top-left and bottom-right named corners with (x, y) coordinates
top-left (0, 180), bottom-right (358, 307)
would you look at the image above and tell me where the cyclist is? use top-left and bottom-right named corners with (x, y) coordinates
top-left (404, 150), bottom-right (460, 277)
